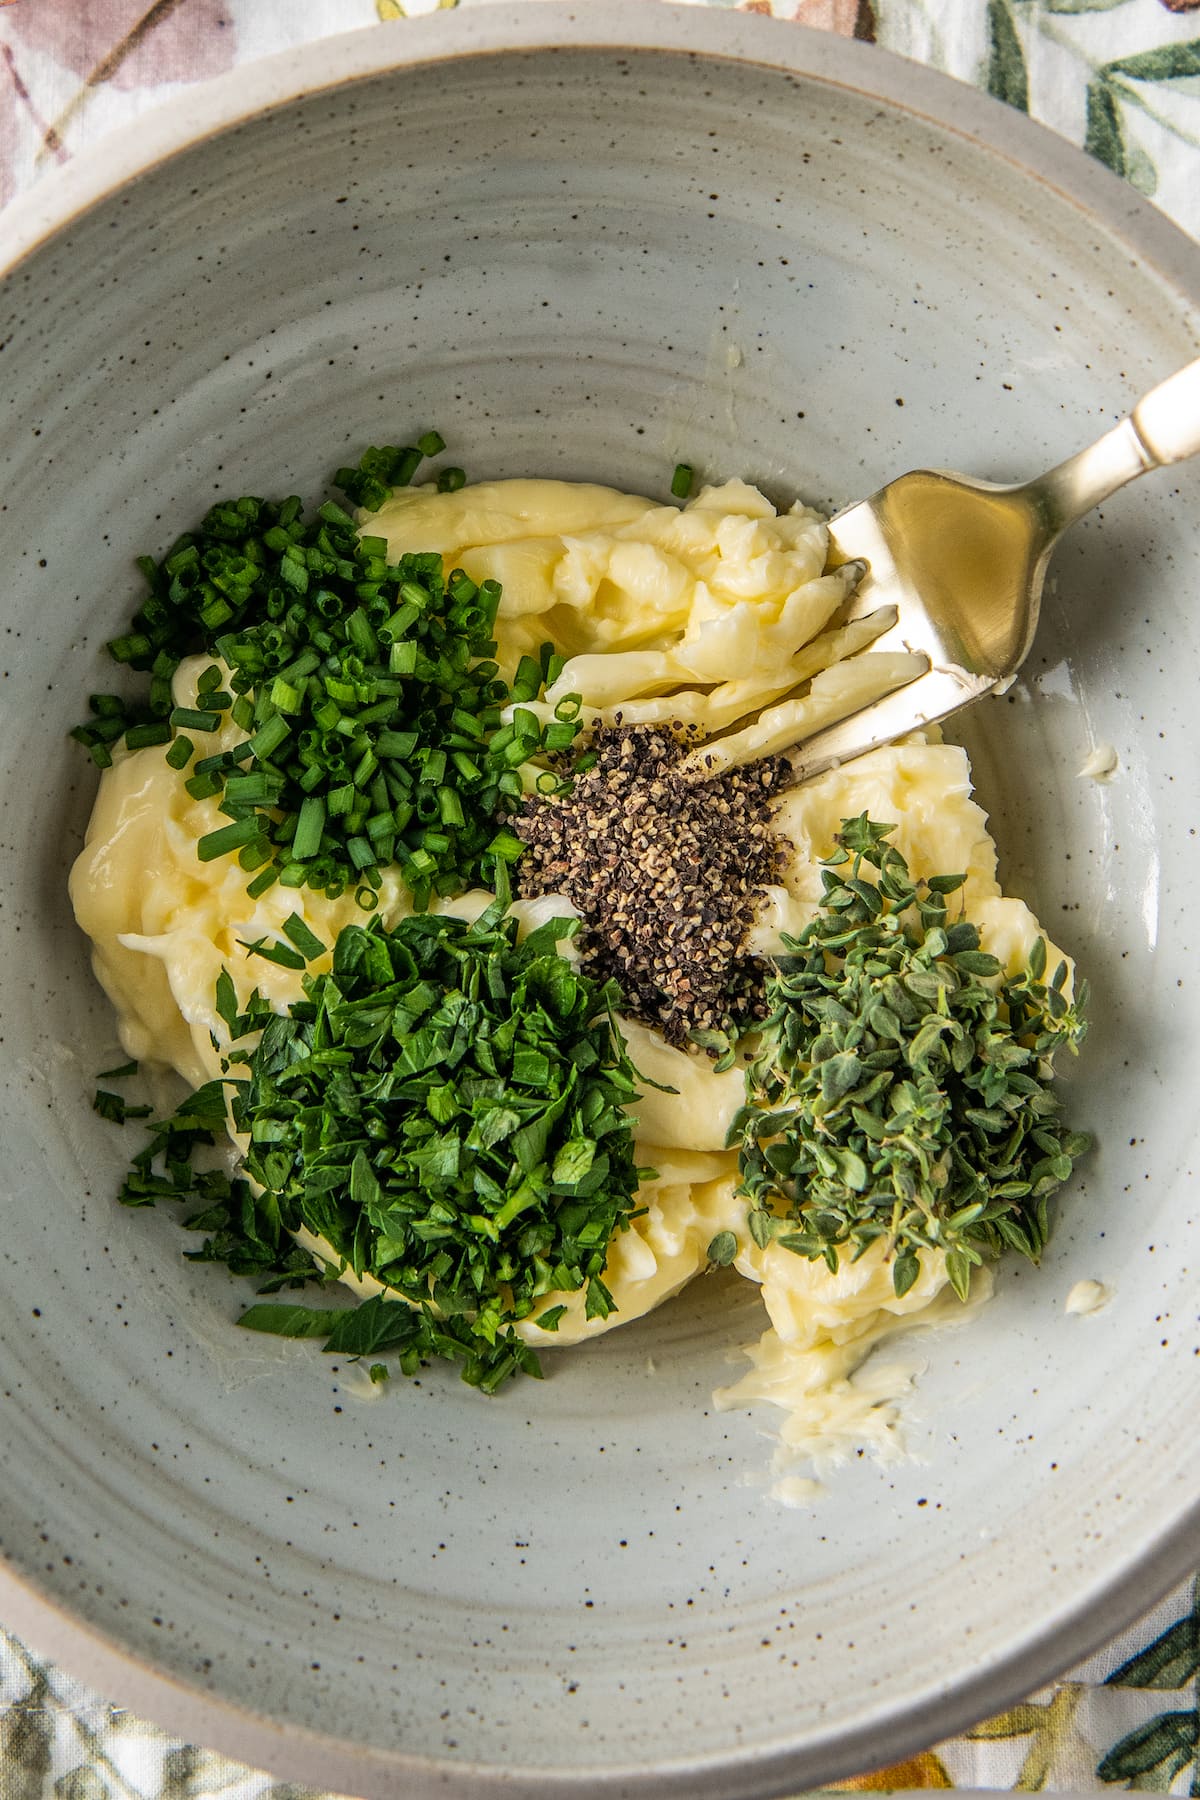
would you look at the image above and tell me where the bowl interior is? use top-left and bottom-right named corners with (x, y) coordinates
top-left (1, 18), bottom-right (1198, 1797)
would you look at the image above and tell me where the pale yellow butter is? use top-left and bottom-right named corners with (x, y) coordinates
top-left (71, 476), bottom-right (1066, 1473)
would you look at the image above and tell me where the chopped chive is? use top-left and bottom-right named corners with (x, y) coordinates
top-left (437, 467), bottom-right (466, 493)
top-left (169, 707), bottom-right (222, 733)
top-left (246, 713), bottom-right (290, 761)
top-left (193, 749), bottom-right (238, 776)
top-left (278, 648), bottom-right (320, 685)
top-left (245, 865), bottom-right (280, 899)
top-left (89, 694), bottom-right (127, 718)
top-left (376, 729), bottom-right (418, 759)
top-left (107, 632), bottom-right (152, 664)
top-left (379, 602), bottom-right (420, 643)
top-left (486, 829), bottom-right (525, 864)
top-left (224, 771), bottom-right (283, 806)
top-left (292, 796), bottom-right (326, 861)
top-left (671, 462), bottom-right (695, 500)
top-left (165, 735), bottom-right (195, 770)
top-left (185, 770), bottom-right (225, 801)
top-left (125, 721), bottom-right (172, 750)
top-left (70, 449), bottom-right (581, 911)
top-left (270, 677), bottom-right (302, 714)
top-left (197, 817), bottom-right (262, 863)
top-left (543, 722), bottom-right (579, 753)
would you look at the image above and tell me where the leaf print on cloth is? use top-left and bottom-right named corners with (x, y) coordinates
top-left (1106, 1577), bottom-right (1200, 1691)
top-left (1031, 1), bottom-right (1138, 12)
top-left (0, 37), bottom-right (66, 207)
top-left (1097, 1711), bottom-right (1200, 1788)
top-left (55, 1768), bottom-right (113, 1800)
top-left (1097, 1576), bottom-right (1200, 1791)
top-left (0, 1670), bottom-right (52, 1800)
top-left (1081, 35), bottom-right (1200, 188)
top-left (8, 0), bottom-right (237, 92)
top-left (829, 1749), bottom-right (953, 1787)
top-left (1085, 72), bottom-right (1131, 173)
top-left (967, 1684), bottom-right (1091, 1790)
top-left (988, 0), bottom-right (1031, 107)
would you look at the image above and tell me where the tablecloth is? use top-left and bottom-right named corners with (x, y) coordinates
top-left (1, 1), bottom-right (1198, 1794)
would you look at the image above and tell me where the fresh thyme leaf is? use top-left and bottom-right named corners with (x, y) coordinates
top-left (748, 1207), bottom-right (775, 1251)
top-left (706, 1230), bottom-right (738, 1267)
top-left (733, 816), bottom-right (1090, 1302)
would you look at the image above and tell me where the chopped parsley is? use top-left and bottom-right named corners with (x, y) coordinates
top-left (731, 815), bottom-right (1090, 1302)
top-left (107, 896), bottom-right (651, 1392)
top-left (92, 1089), bottom-right (152, 1125)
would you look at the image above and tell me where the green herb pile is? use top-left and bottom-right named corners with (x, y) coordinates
top-left (731, 815), bottom-right (1090, 1303)
top-left (109, 895), bottom-right (650, 1392)
top-left (70, 440), bottom-right (580, 911)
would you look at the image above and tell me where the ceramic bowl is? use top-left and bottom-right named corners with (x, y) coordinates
top-left (1, 6), bottom-right (1198, 1795)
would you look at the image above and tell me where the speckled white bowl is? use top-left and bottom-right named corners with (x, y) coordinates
top-left (1, 7), bottom-right (1198, 1795)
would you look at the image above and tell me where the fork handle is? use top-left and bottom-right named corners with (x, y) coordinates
top-left (1033, 353), bottom-right (1200, 537)
top-left (1129, 354), bottom-right (1200, 466)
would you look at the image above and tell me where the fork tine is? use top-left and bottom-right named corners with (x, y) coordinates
top-left (784, 663), bottom-right (996, 787)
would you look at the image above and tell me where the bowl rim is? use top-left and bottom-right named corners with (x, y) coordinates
top-left (2, 5), bottom-right (1199, 1794)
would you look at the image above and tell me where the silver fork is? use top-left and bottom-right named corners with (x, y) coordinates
top-left (783, 355), bottom-right (1200, 786)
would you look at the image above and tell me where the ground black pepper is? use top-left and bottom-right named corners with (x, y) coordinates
top-left (513, 723), bottom-right (789, 1046)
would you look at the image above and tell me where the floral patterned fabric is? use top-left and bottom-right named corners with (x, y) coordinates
top-left (1, 1), bottom-right (1198, 1794)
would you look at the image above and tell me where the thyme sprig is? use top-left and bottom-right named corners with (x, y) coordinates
top-left (731, 815), bottom-right (1090, 1303)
